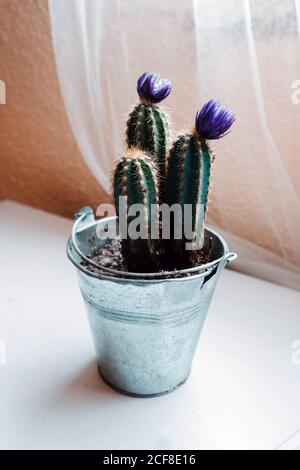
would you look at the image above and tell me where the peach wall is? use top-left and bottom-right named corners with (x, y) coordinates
top-left (0, 0), bottom-right (110, 217)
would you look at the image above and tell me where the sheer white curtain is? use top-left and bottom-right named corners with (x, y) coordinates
top-left (48, 0), bottom-right (300, 290)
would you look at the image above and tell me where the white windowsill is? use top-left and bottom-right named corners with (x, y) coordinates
top-left (0, 200), bottom-right (299, 450)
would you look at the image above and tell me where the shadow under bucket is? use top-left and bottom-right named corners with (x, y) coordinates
top-left (67, 207), bottom-right (237, 397)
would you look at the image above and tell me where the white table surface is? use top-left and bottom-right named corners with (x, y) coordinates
top-left (0, 200), bottom-right (300, 450)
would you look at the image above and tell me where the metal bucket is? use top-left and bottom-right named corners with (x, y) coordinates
top-left (67, 207), bottom-right (237, 397)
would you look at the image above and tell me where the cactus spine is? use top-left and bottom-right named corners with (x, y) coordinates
top-left (113, 150), bottom-right (160, 272)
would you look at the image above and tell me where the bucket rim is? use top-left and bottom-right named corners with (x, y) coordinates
top-left (67, 215), bottom-right (236, 283)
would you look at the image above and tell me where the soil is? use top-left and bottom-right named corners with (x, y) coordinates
top-left (89, 238), bottom-right (126, 271)
top-left (82, 236), bottom-right (213, 279)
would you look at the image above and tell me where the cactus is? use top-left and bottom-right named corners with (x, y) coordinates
top-left (113, 149), bottom-right (160, 272)
top-left (166, 100), bottom-right (235, 263)
top-left (112, 80), bottom-right (235, 273)
top-left (166, 134), bottom-right (211, 253)
top-left (126, 73), bottom-right (171, 195)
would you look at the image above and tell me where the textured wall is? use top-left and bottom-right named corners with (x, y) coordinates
top-left (0, 0), bottom-right (109, 217)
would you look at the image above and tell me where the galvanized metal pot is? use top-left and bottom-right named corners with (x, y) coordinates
top-left (67, 207), bottom-right (237, 397)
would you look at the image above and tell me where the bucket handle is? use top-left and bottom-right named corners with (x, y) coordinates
top-left (224, 252), bottom-right (238, 263)
top-left (201, 251), bottom-right (237, 285)
top-left (71, 207), bottom-right (105, 271)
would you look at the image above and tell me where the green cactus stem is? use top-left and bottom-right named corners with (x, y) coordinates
top-left (126, 73), bottom-right (172, 199)
top-left (126, 103), bottom-right (169, 185)
top-left (165, 99), bottom-right (235, 266)
top-left (113, 149), bottom-right (160, 272)
top-left (166, 133), bottom-right (213, 262)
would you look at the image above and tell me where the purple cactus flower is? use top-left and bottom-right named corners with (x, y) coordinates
top-left (195, 99), bottom-right (235, 140)
top-left (137, 72), bottom-right (172, 104)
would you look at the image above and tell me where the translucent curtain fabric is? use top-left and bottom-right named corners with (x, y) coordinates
top-left (48, 0), bottom-right (300, 289)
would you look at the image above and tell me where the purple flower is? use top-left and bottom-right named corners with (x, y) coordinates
top-left (137, 72), bottom-right (172, 104)
top-left (195, 99), bottom-right (235, 140)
